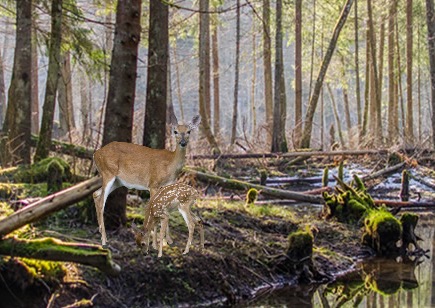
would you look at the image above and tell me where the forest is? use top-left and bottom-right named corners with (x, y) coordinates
top-left (1, 0), bottom-right (435, 307)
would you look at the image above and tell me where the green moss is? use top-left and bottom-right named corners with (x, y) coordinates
top-left (20, 258), bottom-right (66, 280)
top-left (245, 188), bottom-right (259, 205)
top-left (286, 230), bottom-right (313, 261)
top-left (14, 157), bottom-right (72, 183)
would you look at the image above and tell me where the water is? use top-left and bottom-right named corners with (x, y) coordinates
top-left (250, 213), bottom-right (435, 307)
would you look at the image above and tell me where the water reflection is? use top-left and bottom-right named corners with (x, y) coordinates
top-left (252, 213), bottom-right (435, 307)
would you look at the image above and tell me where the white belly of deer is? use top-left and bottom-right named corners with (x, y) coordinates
top-left (117, 177), bottom-right (148, 191)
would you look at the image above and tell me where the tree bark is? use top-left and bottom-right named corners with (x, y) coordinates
top-left (300, 0), bottom-right (354, 149)
top-left (354, 0), bottom-right (362, 140)
top-left (262, 0), bottom-right (273, 143)
top-left (295, 0), bottom-right (302, 147)
top-left (250, 19), bottom-right (257, 134)
top-left (271, 0), bottom-right (288, 152)
top-left (199, 0), bottom-right (220, 154)
top-left (388, 0), bottom-right (398, 144)
top-left (0, 51), bottom-right (5, 129)
top-left (0, 237), bottom-right (120, 276)
top-left (102, 0), bottom-right (141, 230)
top-left (31, 25), bottom-right (39, 135)
top-left (426, 0), bottom-right (435, 148)
top-left (143, 0), bottom-right (168, 149)
top-left (231, 0), bottom-right (241, 144)
top-left (327, 84), bottom-right (345, 148)
top-left (212, 25), bottom-right (220, 135)
top-left (58, 51), bottom-right (75, 138)
top-left (2, 0), bottom-right (33, 166)
top-left (34, 0), bottom-right (63, 162)
top-left (405, 0), bottom-right (414, 146)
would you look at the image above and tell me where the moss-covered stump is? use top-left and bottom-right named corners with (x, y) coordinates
top-left (362, 209), bottom-right (402, 256)
top-left (47, 158), bottom-right (64, 193)
top-left (0, 237), bottom-right (120, 276)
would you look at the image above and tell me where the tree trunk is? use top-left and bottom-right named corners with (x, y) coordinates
top-left (0, 51), bottom-right (5, 129)
top-left (271, 0), bottom-right (288, 152)
top-left (361, 26), bottom-right (370, 140)
top-left (308, 0), bottom-right (317, 99)
top-left (295, 0), bottom-right (302, 147)
top-left (250, 19), bottom-right (257, 134)
top-left (231, 0), bottom-right (241, 144)
top-left (300, 0), bottom-right (354, 149)
top-left (102, 0), bottom-right (141, 230)
top-left (426, 0), bottom-right (435, 148)
top-left (2, 0), bottom-right (33, 166)
top-left (354, 0), bottom-right (362, 140)
top-left (173, 42), bottom-right (184, 123)
top-left (58, 51), bottom-right (75, 138)
top-left (396, 18), bottom-right (406, 137)
top-left (405, 0), bottom-right (414, 146)
top-left (327, 84), bottom-right (345, 148)
top-left (80, 71), bottom-right (90, 144)
top-left (31, 25), bottom-right (39, 135)
top-left (212, 25), bottom-right (220, 135)
top-left (262, 0), bottom-right (273, 143)
top-left (143, 0), bottom-right (168, 149)
top-left (388, 0), bottom-right (398, 144)
top-left (34, 0), bottom-right (63, 162)
top-left (199, 0), bottom-right (220, 154)
top-left (367, 0), bottom-right (382, 145)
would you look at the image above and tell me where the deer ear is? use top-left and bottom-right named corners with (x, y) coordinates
top-left (189, 115), bottom-right (201, 130)
top-left (170, 113), bottom-right (179, 126)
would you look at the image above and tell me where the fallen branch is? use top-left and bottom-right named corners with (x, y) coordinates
top-left (185, 168), bottom-right (323, 204)
top-left (0, 177), bottom-right (102, 237)
top-left (191, 149), bottom-right (388, 160)
top-left (374, 199), bottom-right (435, 208)
top-left (362, 162), bottom-right (406, 182)
top-left (0, 237), bottom-right (120, 276)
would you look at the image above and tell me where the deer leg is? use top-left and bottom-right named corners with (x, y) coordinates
top-left (192, 210), bottom-right (204, 250)
top-left (179, 206), bottom-right (195, 255)
top-left (98, 177), bottom-right (116, 248)
top-left (93, 188), bottom-right (102, 233)
top-left (158, 215), bottom-right (169, 258)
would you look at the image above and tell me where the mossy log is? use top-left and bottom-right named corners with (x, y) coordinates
top-left (286, 230), bottom-right (313, 262)
top-left (400, 213), bottom-right (423, 252)
top-left (30, 134), bottom-right (93, 159)
top-left (185, 167), bottom-right (323, 204)
top-left (0, 237), bottom-right (120, 276)
top-left (0, 177), bottom-right (101, 237)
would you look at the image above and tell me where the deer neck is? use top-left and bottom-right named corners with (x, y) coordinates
top-left (172, 144), bottom-right (187, 172)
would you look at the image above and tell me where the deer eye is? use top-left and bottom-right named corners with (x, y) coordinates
top-left (174, 130), bottom-right (178, 135)
top-left (187, 130), bottom-right (191, 134)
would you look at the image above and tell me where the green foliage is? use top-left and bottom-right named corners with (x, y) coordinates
top-left (14, 157), bottom-right (71, 183)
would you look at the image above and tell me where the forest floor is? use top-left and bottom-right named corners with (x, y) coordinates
top-left (1, 153), bottom-right (433, 307)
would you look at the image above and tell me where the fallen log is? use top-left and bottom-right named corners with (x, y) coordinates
top-left (362, 162), bottom-right (406, 182)
top-left (0, 177), bottom-right (102, 237)
top-left (191, 149), bottom-right (388, 160)
top-left (30, 135), bottom-right (94, 160)
top-left (185, 167), bottom-right (324, 204)
top-left (0, 237), bottom-right (120, 276)
top-left (374, 199), bottom-right (435, 208)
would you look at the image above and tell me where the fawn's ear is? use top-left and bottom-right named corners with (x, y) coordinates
top-left (188, 115), bottom-right (201, 130)
top-left (170, 113), bottom-right (179, 126)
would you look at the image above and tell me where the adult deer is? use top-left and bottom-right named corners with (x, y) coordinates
top-left (132, 182), bottom-right (204, 257)
top-left (93, 114), bottom-right (201, 247)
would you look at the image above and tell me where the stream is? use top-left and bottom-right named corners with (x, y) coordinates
top-left (248, 164), bottom-right (435, 307)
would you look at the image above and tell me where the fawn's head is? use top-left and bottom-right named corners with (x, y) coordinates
top-left (170, 114), bottom-right (201, 148)
top-left (131, 223), bottom-right (147, 248)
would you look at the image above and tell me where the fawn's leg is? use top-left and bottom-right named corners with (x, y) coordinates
top-left (179, 205), bottom-right (195, 255)
top-left (158, 215), bottom-right (169, 258)
top-left (192, 210), bottom-right (205, 250)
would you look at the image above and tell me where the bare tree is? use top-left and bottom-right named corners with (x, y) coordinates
top-left (354, 0), bottom-right (362, 139)
top-left (295, 0), bottom-right (302, 147)
top-left (34, 0), bottom-right (63, 162)
top-left (143, 0), bottom-right (168, 149)
top-left (31, 25), bottom-right (39, 135)
top-left (262, 0), bottom-right (273, 143)
top-left (271, 0), bottom-right (288, 152)
top-left (58, 51), bottom-right (75, 137)
top-left (102, 0), bottom-right (141, 229)
top-left (405, 0), bottom-right (414, 146)
top-left (300, 0), bottom-right (354, 148)
top-left (199, 0), bottom-right (220, 153)
top-left (426, 0), bottom-right (435, 147)
top-left (231, 0), bottom-right (241, 144)
top-left (388, 0), bottom-right (398, 144)
top-left (2, 0), bottom-right (32, 166)
top-left (212, 23), bottom-right (220, 134)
